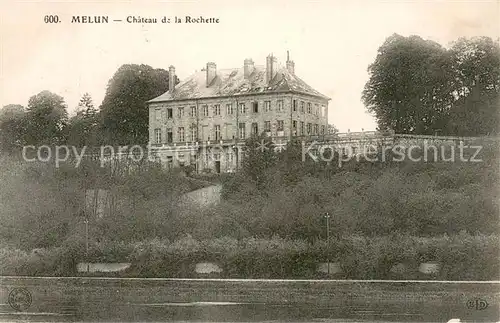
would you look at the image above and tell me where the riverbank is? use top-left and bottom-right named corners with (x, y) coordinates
top-left (1, 234), bottom-right (498, 280)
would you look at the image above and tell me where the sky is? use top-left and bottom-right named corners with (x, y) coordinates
top-left (0, 0), bottom-right (498, 132)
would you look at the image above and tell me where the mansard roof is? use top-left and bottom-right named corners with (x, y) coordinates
top-left (148, 64), bottom-right (330, 103)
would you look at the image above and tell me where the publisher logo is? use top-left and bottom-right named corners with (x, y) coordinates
top-left (8, 288), bottom-right (32, 312)
top-left (466, 298), bottom-right (489, 311)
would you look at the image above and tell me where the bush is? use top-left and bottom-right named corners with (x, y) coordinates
top-left (2, 234), bottom-right (497, 280)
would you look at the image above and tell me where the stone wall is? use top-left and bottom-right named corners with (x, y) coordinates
top-left (148, 132), bottom-right (500, 173)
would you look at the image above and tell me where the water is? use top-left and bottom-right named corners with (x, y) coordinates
top-left (0, 277), bottom-right (498, 322)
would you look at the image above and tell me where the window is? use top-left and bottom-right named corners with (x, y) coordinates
top-left (190, 106), bottom-right (196, 117)
top-left (277, 120), bottom-right (284, 131)
top-left (203, 105), bottom-right (209, 117)
top-left (154, 128), bottom-right (161, 144)
top-left (226, 150), bottom-right (234, 164)
top-left (167, 108), bottom-right (173, 119)
top-left (264, 101), bottom-right (271, 112)
top-left (214, 104), bottom-right (221, 116)
top-left (191, 124), bottom-right (197, 142)
top-left (307, 103), bottom-right (311, 114)
top-left (300, 121), bottom-right (304, 135)
top-left (239, 102), bottom-right (246, 114)
top-left (225, 123), bottom-right (234, 139)
top-left (292, 99), bottom-right (297, 112)
top-left (226, 103), bottom-right (233, 115)
top-left (201, 125), bottom-right (209, 141)
top-left (264, 121), bottom-right (271, 132)
top-left (214, 125), bottom-right (221, 141)
top-left (167, 156), bottom-right (173, 169)
top-left (321, 125), bottom-right (325, 134)
top-left (292, 120), bottom-right (297, 135)
top-left (155, 109), bottom-right (161, 121)
top-left (307, 123), bottom-right (312, 134)
top-left (323, 105), bottom-right (327, 117)
top-left (314, 124), bottom-right (319, 134)
top-left (252, 102), bottom-right (258, 113)
top-left (314, 104), bottom-right (319, 115)
top-left (178, 107), bottom-right (184, 118)
top-left (178, 127), bottom-right (185, 142)
top-left (300, 101), bottom-right (305, 113)
top-left (251, 122), bottom-right (258, 136)
top-left (277, 100), bottom-right (283, 112)
top-left (238, 123), bottom-right (246, 139)
top-left (167, 128), bottom-right (173, 143)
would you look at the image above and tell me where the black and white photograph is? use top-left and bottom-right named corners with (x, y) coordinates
top-left (0, 1), bottom-right (499, 322)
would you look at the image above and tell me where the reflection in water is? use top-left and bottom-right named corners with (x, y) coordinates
top-left (1, 300), bottom-right (476, 322)
top-left (0, 278), bottom-right (498, 322)
top-left (81, 301), bottom-right (474, 322)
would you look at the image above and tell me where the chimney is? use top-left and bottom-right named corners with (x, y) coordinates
top-left (266, 54), bottom-right (277, 84)
top-left (168, 65), bottom-right (176, 93)
top-left (244, 58), bottom-right (254, 79)
top-left (206, 62), bottom-right (217, 87)
top-left (286, 51), bottom-right (295, 75)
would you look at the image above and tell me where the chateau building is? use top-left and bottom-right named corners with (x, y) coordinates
top-left (147, 53), bottom-right (330, 173)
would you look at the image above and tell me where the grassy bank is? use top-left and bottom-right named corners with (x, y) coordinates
top-left (1, 234), bottom-right (498, 280)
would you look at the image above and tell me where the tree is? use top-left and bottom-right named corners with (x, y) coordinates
top-left (362, 34), bottom-right (452, 135)
top-left (24, 91), bottom-right (68, 145)
top-left (445, 37), bottom-right (500, 136)
top-left (363, 35), bottom-right (500, 136)
top-left (76, 93), bottom-right (98, 120)
top-left (241, 134), bottom-right (279, 192)
top-left (67, 93), bottom-right (100, 147)
top-left (327, 124), bottom-right (339, 134)
top-left (99, 64), bottom-right (177, 145)
top-left (0, 104), bottom-right (26, 153)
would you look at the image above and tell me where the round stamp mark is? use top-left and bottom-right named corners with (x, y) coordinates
top-left (8, 288), bottom-right (32, 312)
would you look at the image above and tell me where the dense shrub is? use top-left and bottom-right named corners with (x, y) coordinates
top-left (0, 141), bottom-right (498, 280)
top-left (218, 139), bottom-right (500, 239)
top-left (1, 234), bottom-right (498, 280)
top-left (0, 156), bottom-right (203, 248)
